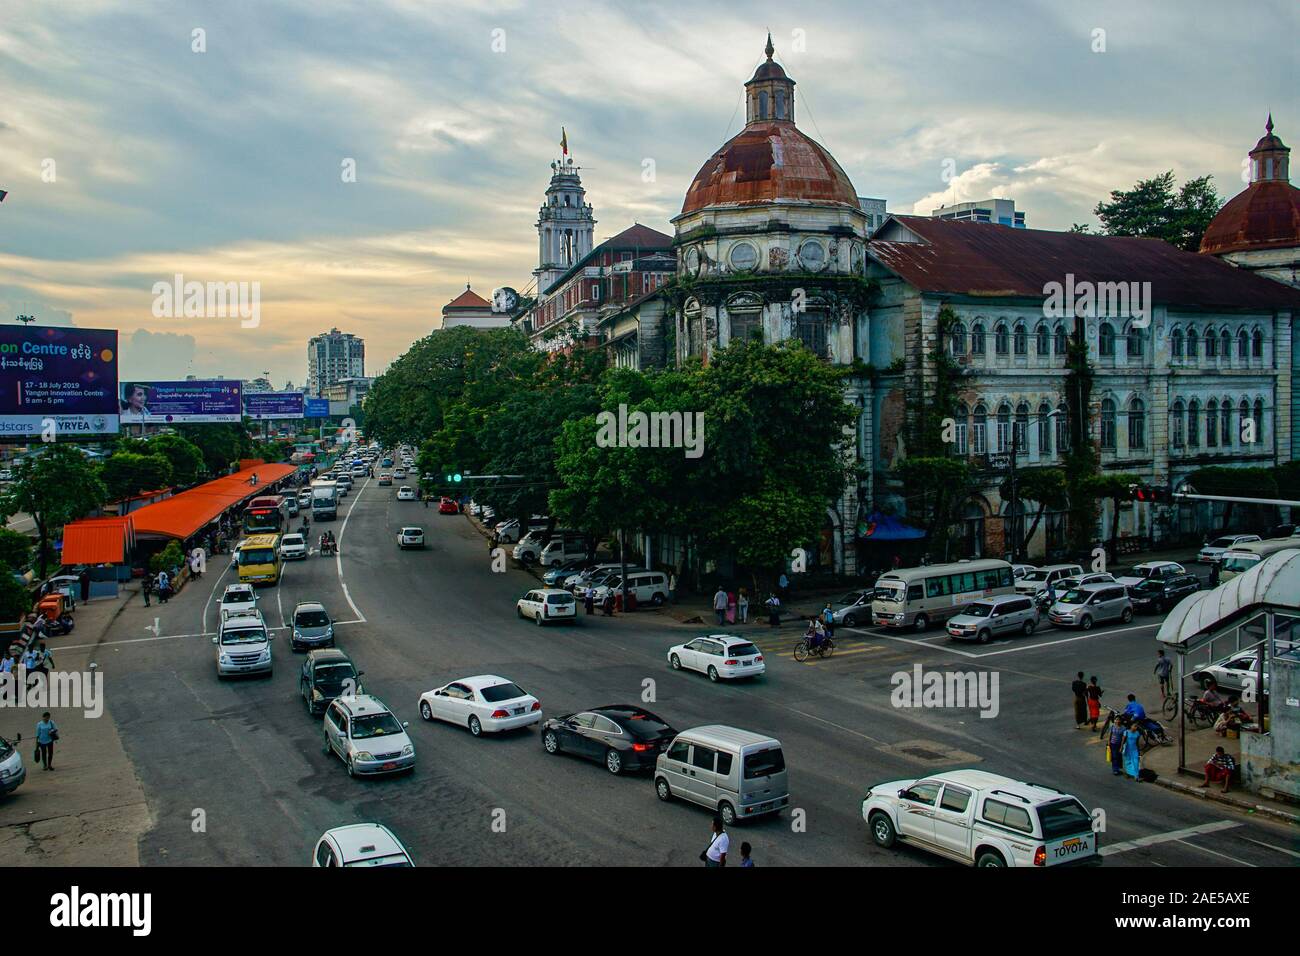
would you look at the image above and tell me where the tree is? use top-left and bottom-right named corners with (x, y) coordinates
top-left (1189, 466), bottom-right (1280, 528)
top-left (0, 446), bottom-right (108, 577)
top-left (124, 433), bottom-right (205, 487)
top-left (0, 528), bottom-right (31, 571)
top-left (1086, 472), bottom-right (1141, 559)
top-left (1093, 171), bottom-right (1222, 252)
top-left (101, 452), bottom-right (173, 504)
top-left (896, 457), bottom-right (976, 556)
top-left (0, 560), bottom-right (30, 623)
top-left (177, 423), bottom-right (249, 476)
top-left (999, 467), bottom-right (1068, 555)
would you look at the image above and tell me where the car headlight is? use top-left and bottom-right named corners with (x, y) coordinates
top-left (219, 654), bottom-right (231, 664)
top-left (1, 767), bottom-right (15, 778)
top-left (293, 630), bottom-right (302, 640)
top-left (325, 625), bottom-right (333, 637)
top-left (259, 649), bottom-right (272, 661)
top-left (401, 744), bottom-right (414, 756)
top-left (355, 751), bottom-right (374, 761)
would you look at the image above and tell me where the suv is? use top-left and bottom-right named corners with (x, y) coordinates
top-left (1114, 561), bottom-right (1187, 588)
top-left (291, 601), bottom-right (334, 650)
top-left (213, 609), bottom-right (273, 677)
top-left (322, 694), bottom-right (415, 778)
top-left (863, 769), bottom-right (1100, 867)
top-left (946, 594), bottom-right (1038, 643)
top-left (1127, 573), bottom-right (1200, 614)
top-left (397, 527), bottom-right (425, 549)
top-left (1015, 564), bottom-right (1083, 595)
top-left (1199, 534), bottom-right (1261, 564)
top-left (300, 648), bottom-right (362, 715)
top-left (1048, 582), bottom-right (1133, 629)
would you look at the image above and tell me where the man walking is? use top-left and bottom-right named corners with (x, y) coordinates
top-left (1107, 716), bottom-right (1127, 776)
top-left (1071, 671), bottom-right (1088, 728)
top-left (583, 585), bottom-right (595, 615)
top-left (1154, 649), bottom-right (1173, 699)
top-left (703, 817), bottom-right (729, 868)
top-left (35, 711), bottom-right (57, 770)
top-left (141, 574), bottom-right (152, 607)
top-left (713, 587), bottom-right (728, 626)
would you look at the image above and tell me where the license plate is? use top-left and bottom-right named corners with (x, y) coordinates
top-left (742, 660), bottom-right (752, 666)
top-left (382, 762), bottom-right (397, 771)
top-left (512, 708), bottom-right (524, 715)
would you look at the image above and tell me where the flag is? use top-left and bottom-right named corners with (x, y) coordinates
top-left (0, 189), bottom-right (7, 202)
top-left (560, 127), bottom-right (568, 156)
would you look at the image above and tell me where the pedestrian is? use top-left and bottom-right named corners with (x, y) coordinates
top-left (602, 592), bottom-right (615, 616)
top-left (583, 585), bottom-right (595, 615)
top-left (737, 588), bottom-right (749, 624)
top-left (713, 587), bottom-right (728, 627)
top-left (190, 550), bottom-right (203, 580)
top-left (668, 572), bottom-right (677, 603)
top-left (78, 568), bottom-right (90, 604)
top-left (156, 569), bottom-right (170, 604)
top-left (1086, 675), bottom-right (1103, 730)
top-left (1107, 716), bottom-right (1127, 776)
top-left (778, 572), bottom-right (790, 601)
top-left (20, 645), bottom-right (37, 677)
top-left (1209, 561), bottom-right (1221, 587)
top-left (1071, 671), bottom-right (1088, 728)
top-left (1154, 649), bottom-right (1172, 699)
top-left (821, 602), bottom-right (836, 639)
top-left (35, 711), bottom-right (57, 770)
top-left (739, 841), bottom-right (754, 867)
top-left (702, 817), bottom-right (729, 867)
top-left (1200, 746), bottom-right (1237, 793)
top-left (765, 592), bottom-right (781, 627)
top-left (1045, 578), bottom-right (1057, 608)
top-left (34, 642), bottom-right (52, 677)
top-left (1122, 720), bottom-right (1142, 781)
top-left (726, 590), bottom-right (736, 624)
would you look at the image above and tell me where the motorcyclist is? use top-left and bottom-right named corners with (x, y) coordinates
top-left (805, 618), bottom-right (825, 651)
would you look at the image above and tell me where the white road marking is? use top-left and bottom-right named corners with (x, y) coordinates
top-left (846, 620), bottom-right (1161, 659)
top-left (1242, 837), bottom-right (1300, 859)
top-left (333, 475), bottom-right (369, 623)
top-left (1174, 838), bottom-right (1256, 866)
top-left (1099, 820), bottom-right (1241, 856)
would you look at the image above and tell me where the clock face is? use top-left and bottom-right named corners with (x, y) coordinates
top-left (492, 287), bottom-right (519, 313)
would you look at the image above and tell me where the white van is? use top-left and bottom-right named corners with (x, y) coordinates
top-left (538, 535), bottom-right (591, 569)
top-left (213, 609), bottom-right (273, 678)
top-left (1014, 563), bottom-right (1083, 596)
top-left (592, 570), bottom-right (670, 606)
top-left (654, 725), bottom-right (789, 826)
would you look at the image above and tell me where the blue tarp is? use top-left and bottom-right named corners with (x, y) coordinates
top-left (857, 512), bottom-right (926, 541)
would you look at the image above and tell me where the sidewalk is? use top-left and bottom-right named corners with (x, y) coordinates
top-left (0, 584), bottom-right (153, 865)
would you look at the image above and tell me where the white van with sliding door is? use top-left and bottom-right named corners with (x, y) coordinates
top-left (654, 725), bottom-right (789, 826)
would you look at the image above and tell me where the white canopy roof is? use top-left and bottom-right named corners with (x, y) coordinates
top-left (1157, 548), bottom-right (1300, 648)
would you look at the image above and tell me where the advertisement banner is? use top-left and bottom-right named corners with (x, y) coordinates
top-left (243, 391), bottom-right (305, 420)
top-left (0, 325), bottom-right (119, 437)
top-left (119, 379), bottom-right (243, 424)
top-left (304, 397), bottom-right (330, 418)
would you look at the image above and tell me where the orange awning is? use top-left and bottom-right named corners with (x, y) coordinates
top-left (61, 516), bottom-right (134, 565)
top-left (129, 464), bottom-right (298, 540)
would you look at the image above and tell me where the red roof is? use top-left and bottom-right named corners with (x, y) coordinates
top-left (869, 215), bottom-right (1300, 311)
top-left (128, 464), bottom-right (298, 540)
top-left (681, 122), bottom-right (859, 216)
top-left (1198, 180), bottom-right (1300, 256)
top-left (61, 516), bottom-right (134, 565)
top-left (444, 287), bottom-right (492, 310)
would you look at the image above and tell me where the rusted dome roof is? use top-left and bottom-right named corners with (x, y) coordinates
top-left (681, 121), bottom-right (859, 215)
top-left (1198, 180), bottom-right (1300, 255)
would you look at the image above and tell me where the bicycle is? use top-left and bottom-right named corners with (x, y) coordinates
top-left (793, 636), bottom-right (836, 662)
top-left (1160, 687), bottom-right (1179, 720)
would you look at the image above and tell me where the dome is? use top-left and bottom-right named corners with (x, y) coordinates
top-left (681, 121), bottom-right (860, 215)
top-left (1198, 180), bottom-right (1300, 255)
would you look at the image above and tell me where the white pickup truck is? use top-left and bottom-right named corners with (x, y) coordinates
top-left (862, 769), bottom-right (1100, 868)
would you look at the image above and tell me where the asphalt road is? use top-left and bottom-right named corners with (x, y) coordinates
top-left (77, 478), bottom-right (1299, 866)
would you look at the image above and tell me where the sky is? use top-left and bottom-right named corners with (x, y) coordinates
top-left (0, 0), bottom-right (1296, 386)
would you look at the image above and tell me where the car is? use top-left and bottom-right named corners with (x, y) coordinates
top-left (286, 497), bottom-right (299, 517)
top-left (213, 609), bottom-right (273, 677)
top-left (1011, 564), bottom-right (1037, 581)
top-left (516, 588), bottom-right (578, 625)
top-left (565, 564), bottom-right (626, 592)
top-left (494, 518), bottom-right (522, 543)
top-left (1199, 534), bottom-right (1262, 564)
top-left (467, 500), bottom-right (482, 517)
top-left (1047, 582), bottom-right (1133, 629)
top-left (667, 635), bottom-right (765, 682)
top-left (219, 583), bottom-right (258, 619)
top-left (543, 560), bottom-right (593, 587)
top-left (322, 694), bottom-right (415, 777)
top-left (1267, 523), bottom-right (1299, 539)
top-left (480, 506), bottom-right (496, 524)
top-left (1127, 573), bottom-right (1201, 614)
top-left (279, 533), bottom-right (308, 561)
top-left (229, 537), bottom-right (248, 569)
top-left (0, 733), bottom-right (26, 795)
top-left (291, 601), bottom-right (335, 651)
top-left (301, 648), bottom-right (362, 715)
top-left (589, 570), bottom-right (670, 606)
top-left (393, 468), bottom-right (407, 480)
top-left (381, 458), bottom-right (393, 468)
top-left (1054, 571), bottom-right (1115, 592)
top-left (397, 526), bottom-right (425, 549)
top-left (1191, 650), bottom-right (1269, 695)
top-left (862, 769), bottom-right (1100, 867)
top-left (542, 705), bottom-right (678, 775)
top-left (1114, 561), bottom-right (1188, 588)
top-left (396, 486), bottom-right (417, 501)
top-left (0, 469), bottom-right (13, 482)
top-left (1014, 564), bottom-right (1084, 595)
top-left (378, 474), bottom-right (393, 486)
top-left (418, 675), bottom-right (542, 737)
top-left (313, 824), bottom-right (413, 867)
top-left (945, 594), bottom-right (1039, 643)
top-left (827, 589), bottom-right (873, 627)
top-left (297, 489), bottom-right (313, 506)
top-left (437, 497), bottom-right (458, 515)
top-left (654, 725), bottom-right (789, 824)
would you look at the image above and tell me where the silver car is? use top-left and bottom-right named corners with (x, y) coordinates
top-left (291, 602), bottom-right (334, 651)
top-left (946, 594), bottom-right (1039, 643)
top-left (1048, 583), bottom-right (1133, 630)
top-left (322, 694), bottom-right (415, 778)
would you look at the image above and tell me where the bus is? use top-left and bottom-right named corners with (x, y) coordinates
top-left (243, 495), bottom-right (287, 535)
top-left (236, 534), bottom-right (283, 586)
top-left (1220, 540), bottom-right (1300, 582)
top-left (871, 559), bottom-right (1015, 631)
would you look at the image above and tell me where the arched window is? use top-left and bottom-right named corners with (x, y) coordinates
top-left (1220, 398), bottom-right (1232, 446)
top-left (1220, 329), bottom-right (1231, 359)
top-left (1186, 327), bottom-right (1199, 358)
top-left (1171, 399), bottom-right (1185, 448)
top-left (758, 91), bottom-right (769, 119)
top-left (1035, 323), bottom-right (1050, 356)
top-left (953, 403), bottom-right (969, 455)
top-left (1171, 327), bottom-right (1184, 359)
top-left (1054, 324), bottom-right (1068, 356)
top-left (994, 322), bottom-right (1009, 355)
top-left (1128, 397), bottom-right (1146, 451)
top-left (1126, 324), bottom-right (1144, 359)
top-left (1055, 403), bottom-right (1069, 451)
top-left (1015, 402), bottom-right (1030, 451)
top-left (1100, 398), bottom-right (1117, 449)
top-left (1252, 327), bottom-right (1264, 359)
top-left (972, 404), bottom-right (987, 455)
top-left (1240, 399), bottom-right (1252, 445)
top-left (993, 403), bottom-right (1010, 452)
top-left (1206, 399), bottom-right (1219, 447)
top-left (775, 90), bottom-right (787, 119)
top-left (1188, 399), bottom-right (1201, 448)
top-left (1205, 327), bottom-right (1218, 358)
top-left (1254, 399), bottom-right (1266, 444)
top-left (1099, 322), bottom-right (1115, 357)
top-left (1037, 402), bottom-right (1053, 455)
top-left (950, 323), bottom-right (967, 355)
top-left (1013, 322), bottom-right (1028, 355)
top-left (971, 323), bottom-right (986, 355)
top-left (1238, 328), bottom-right (1250, 360)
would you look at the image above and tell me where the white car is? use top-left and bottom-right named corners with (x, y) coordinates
top-left (1011, 564), bottom-right (1036, 581)
top-left (667, 635), bottom-right (765, 682)
top-left (397, 527), bottom-right (425, 549)
top-left (219, 583), bottom-right (258, 619)
top-left (313, 824), bottom-right (413, 868)
top-left (0, 469), bottom-right (13, 482)
top-left (396, 486), bottom-right (417, 501)
top-left (1191, 650), bottom-right (1269, 695)
top-left (1114, 560), bottom-right (1188, 588)
top-left (418, 675), bottom-right (542, 737)
top-left (279, 533), bottom-right (308, 560)
top-left (862, 769), bottom-right (1100, 868)
top-left (1198, 534), bottom-right (1261, 564)
top-left (393, 468), bottom-right (407, 480)
top-left (516, 588), bottom-right (577, 625)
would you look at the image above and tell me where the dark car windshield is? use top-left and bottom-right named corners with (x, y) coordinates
top-left (1037, 799), bottom-right (1093, 839)
top-left (296, 610), bottom-right (330, 628)
top-left (1057, 589), bottom-right (1087, 605)
top-left (221, 625), bottom-right (267, 645)
top-left (240, 548), bottom-right (276, 565)
top-left (960, 603), bottom-right (993, 618)
top-left (481, 682), bottom-right (527, 703)
top-left (350, 713), bottom-right (403, 739)
top-left (744, 747), bottom-right (785, 779)
top-left (314, 663), bottom-right (356, 688)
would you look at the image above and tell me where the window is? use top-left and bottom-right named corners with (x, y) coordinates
top-left (972, 404), bottom-right (987, 455)
top-left (775, 90), bottom-right (787, 119)
top-left (1220, 399), bottom-right (1232, 446)
top-left (1206, 399), bottom-right (1218, 447)
top-left (1099, 322), bottom-right (1115, 357)
top-left (1128, 398), bottom-right (1146, 451)
top-left (1239, 399), bottom-right (1252, 444)
top-left (797, 239), bottom-right (825, 270)
top-left (1186, 328), bottom-right (1199, 358)
top-left (1013, 322), bottom-right (1027, 355)
top-left (1100, 398), bottom-right (1116, 450)
top-left (1036, 323), bottom-right (1050, 356)
top-left (716, 752), bottom-right (733, 777)
top-left (996, 403), bottom-right (1012, 452)
top-left (902, 782), bottom-right (941, 806)
top-left (994, 322), bottom-right (1009, 355)
top-left (795, 313), bottom-right (828, 356)
top-left (1015, 402), bottom-right (1029, 452)
top-left (971, 323), bottom-right (986, 355)
top-left (1038, 402), bottom-right (1053, 455)
top-left (1238, 328), bottom-right (1249, 360)
top-left (1126, 325), bottom-right (1143, 359)
top-left (1171, 327), bottom-right (1184, 359)
top-left (1254, 399), bottom-right (1265, 443)
top-left (728, 241), bottom-right (758, 271)
top-left (1221, 329), bottom-right (1231, 359)
top-left (1054, 324), bottom-right (1068, 356)
top-left (1205, 327), bottom-right (1218, 358)
top-left (926, 576), bottom-right (952, 598)
top-left (950, 323), bottom-right (967, 355)
top-left (691, 745), bottom-right (717, 772)
top-left (982, 799), bottom-right (1033, 833)
top-left (953, 403), bottom-right (969, 455)
top-left (1171, 399), bottom-right (1185, 448)
top-left (757, 90), bottom-right (769, 120)
top-left (1252, 328), bottom-right (1264, 359)
top-left (1055, 404), bottom-right (1069, 451)
top-left (940, 787), bottom-right (972, 813)
top-left (729, 310), bottom-right (761, 343)
top-left (1188, 399), bottom-right (1200, 448)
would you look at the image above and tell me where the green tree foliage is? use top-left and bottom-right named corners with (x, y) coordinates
top-left (0, 561), bottom-right (31, 623)
top-left (101, 452), bottom-right (174, 504)
top-left (1093, 171), bottom-right (1222, 252)
top-left (1000, 466), bottom-right (1068, 552)
top-left (149, 540), bottom-right (185, 574)
top-left (1189, 466), bottom-right (1280, 527)
top-left (0, 446), bottom-right (108, 577)
top-left (1085, 472), bottom-right (1141, 557)
top-left (0, 528), bottom-right (31, 571)
top-left (176, 423), bottom-right (253, 476)
top-left (1273, 461), bottom-right (1300, 502)
top-left (896, 457), bottom-right (976, 555)
top-left (116, 433), bottom-right (206, 487)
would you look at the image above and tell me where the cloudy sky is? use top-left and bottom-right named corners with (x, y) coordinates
top-left (0, 0), bottom-right (1295, 385)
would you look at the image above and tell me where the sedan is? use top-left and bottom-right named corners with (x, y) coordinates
top-left (1199, 534), bottom-right (1261, 564)
top-left (397, 527), bottom-right (425, 549)
top-left (667, 636), bottom-right (765, 682)
top-left (393, 468), bottom-right (407, 480)
top-left (418, 676), bottom-right (542, 737)
top-left (219, 583), bottom-right (257, 619)
top-left (313, 824), bottom-right (412, 868)
top-left (437, 497), bottom-right (459, 515)
top-left (1191, 651), bottom-right (1269, 695)
top-left (291, 601), bottom-right (335, 650)
top-left (279, 533), bottom-right (309, 561)
top-left (827, 589), bottom-right (872, 627)
top-left (378, 474), bottom-right (393, 486)
top-left (542, 705), bottom-right (677, 775)
top-left (396, 486), bottom-right (417, 501)
top-left (543, 560), bottom-right (591, 587)
top-left (1127, 573), bottom-right (1201, 614)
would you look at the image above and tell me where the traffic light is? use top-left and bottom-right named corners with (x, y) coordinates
top-left (444, 472), bottom-right (462, 483)
top-left (1129, 485), bottom-right (1170, 503)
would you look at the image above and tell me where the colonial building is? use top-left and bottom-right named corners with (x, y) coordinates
top-left (440, 284), bottom-right (509, 329)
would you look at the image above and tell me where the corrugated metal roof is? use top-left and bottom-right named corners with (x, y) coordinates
top-left (869, 215), bottom-right (1300, 311)
top-left (61, 517), bottom-right (133, 565)
top-left (129, 464), bottom-right (298, 540)
top-left (1157, 549), bottom-right (1300, 648)
top-left (1198, 180), bottom-right (1300, 255)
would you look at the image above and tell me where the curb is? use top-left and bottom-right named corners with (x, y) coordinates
top-left (1152, 773), bottom-right (1300, 825)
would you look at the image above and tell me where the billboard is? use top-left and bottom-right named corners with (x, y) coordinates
top-left (0, 325), bottom-right (119, 437)
top-left (244, 391), bottom-right (305, 420)
top-left (304, 397), bottom-right (330, 418)
top-left (119, 379), bottom-right (243, 424)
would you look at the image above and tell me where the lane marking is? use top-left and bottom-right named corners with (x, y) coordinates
top-left (845, 620), bottom-right (1161, 660)
top-left (1242, 837), bottom-right (1300, 859)
top-left (1174, 838), bottom-right (1256, 867)
top-left (1099, 819), bottom-right (1241, 856)
top-left (333, 475), bottom-right (370, 624)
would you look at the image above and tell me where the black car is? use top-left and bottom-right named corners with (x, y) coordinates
top-left (541, 704), bottom-right (677, 775)
top-left (299, 648), bottom-right (363, 716)
top-left (1127, 573), bottom-right (1200, 614)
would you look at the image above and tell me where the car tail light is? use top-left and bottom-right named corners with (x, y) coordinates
top-left (756, 655), bottom-right (763, 662)
top-left (632, 743), bottom-right (650, 752)
top-left (530, 701), bottom-right (541, 711)
top-left (1033, 846), bottom-right (1046, 867)
top-left (490, 709), bottom-right (509, 719)
top-left (725, 659), bottom-right (738, 666)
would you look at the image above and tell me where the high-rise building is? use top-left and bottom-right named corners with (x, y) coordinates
top-left (307, 328), bottom-right (365, 397)
top-left (930, 198), bottom-right (1026, 228)
top-left (858, 197), bottom-right (889, 235)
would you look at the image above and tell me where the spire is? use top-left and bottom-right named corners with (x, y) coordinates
top-left (1249, 114), bottom-right (1290, 184)
top-left (746, 33), bottom-right (795, 125)
top-left (1266, 113), bottom-right (1274, 135)
top-left (764, 32), bottom-right (774, 59)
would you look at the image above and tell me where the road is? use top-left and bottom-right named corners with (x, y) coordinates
top-left (50, 477), bottom-right (1300, 866)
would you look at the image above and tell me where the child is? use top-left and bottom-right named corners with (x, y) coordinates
top-left (739, 842), bottom-right (754, 867)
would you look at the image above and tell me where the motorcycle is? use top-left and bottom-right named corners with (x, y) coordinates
top-left (1098, 707), bottom-right (1171, 752)
top-left (793, 625), bottom-right (836, 662)
top-left (38, 612), bottom-right (75, 636)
